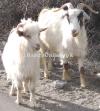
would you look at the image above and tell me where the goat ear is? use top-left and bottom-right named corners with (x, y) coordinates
top-left (17, 23), bottom-right (24, 36)
top-left (17, 24), bottom-right (24, 32)
top-left (39, 27), bottom-right (47, 32)
top-left (83, 12), bottom-right (90, 20)
top-left (17, 26), bottom-right (23, 32)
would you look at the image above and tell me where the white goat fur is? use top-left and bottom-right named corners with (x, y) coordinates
top-left (2, 18), bottom-right (41, 104)
top-left (38, 3), bottom-right (89, 87)
top-left (38, 3), bottom-right (74, 28)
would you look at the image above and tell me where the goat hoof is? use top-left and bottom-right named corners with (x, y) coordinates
top-left (63, 78), bottom-right (71, 81)
top-left (62, 76), bottom-right (71, 81)
top-left (80, 84), bottom-right (86, 88)
top-left (44, 75), bottom-right (50, 79)
top-left (22, 89), bottom-right (27, 94)
top-left (15, 100), bottom-right (20, 105)
top-left (9, 92), bottom-right (16, 96)
top-left (30, 100), bottom-right (37, 107)
top-left (22, 91), bottom-right (26, 94)
top-left (44, 76), bottom-right (48, 79)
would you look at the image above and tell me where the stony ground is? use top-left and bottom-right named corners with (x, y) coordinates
top-left (0, 40), bottom-right (100, 111)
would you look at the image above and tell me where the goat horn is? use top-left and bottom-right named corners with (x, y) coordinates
top-left (78, 3), bottom-right (99, 14)
top-left (53, 3), bottom-right (69, 12)
top-left (53, 8), bottom-right (62, 12)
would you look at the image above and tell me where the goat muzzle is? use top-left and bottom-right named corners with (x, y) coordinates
top-left (72, 30), bottom-right (79, 37)
top-left (35, 44), bottom-right (40, 51)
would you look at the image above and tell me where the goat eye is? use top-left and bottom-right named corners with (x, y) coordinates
top-left (63, 6), bottom-right (68, 10)
top-left (26, 35), bottom-right (31, 38)
top-left (78, 12), bottom-right (83, 21)
top-left (78, 12), bottom-right (83, 27)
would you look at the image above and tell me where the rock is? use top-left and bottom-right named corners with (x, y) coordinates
top-left (53, 80), bottom-right (67, 89)
top-left (96, 73), bottom-right (100, 78)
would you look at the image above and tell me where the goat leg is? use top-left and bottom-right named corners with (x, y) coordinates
top-left (80, 67), bottom-right (87, 88)
top-left (62, 63), bottom-right (71, 81)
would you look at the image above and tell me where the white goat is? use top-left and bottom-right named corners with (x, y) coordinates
top-left (38, 3), bottom-right (98, 87)
top-left (2, 18), bottom-right (46, 104)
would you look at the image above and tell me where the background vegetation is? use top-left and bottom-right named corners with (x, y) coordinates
top-left (0, 0), bottom-right (100, 60)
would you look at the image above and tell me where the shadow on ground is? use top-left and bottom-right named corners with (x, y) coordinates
top-left (20, 94), bottom-right (96, 111)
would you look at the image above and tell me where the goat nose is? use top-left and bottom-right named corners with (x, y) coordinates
top-left (72, 30), bottom-right (79, 37)
top-left (35, 44), bottom-right (40, 51)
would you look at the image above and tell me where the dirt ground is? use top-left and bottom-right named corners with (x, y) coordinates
top-left (0, 40), bottom-right (100, 111)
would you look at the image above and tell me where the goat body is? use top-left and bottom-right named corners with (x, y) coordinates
top-left (38, 4), bottom-right (89, 87)
top-left (2, 18), bottom-right (41, 104)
